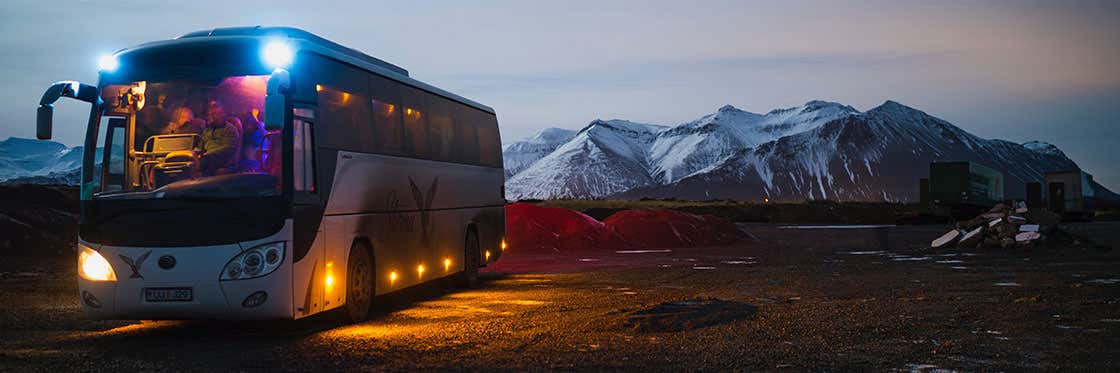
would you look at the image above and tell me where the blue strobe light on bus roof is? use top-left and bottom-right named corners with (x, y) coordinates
top-left (97, 54), bottom-right (119, 72)
top-left (262, 41), bottom-right (294, 69)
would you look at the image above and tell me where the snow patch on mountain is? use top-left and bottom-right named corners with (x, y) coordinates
top-left (649, 101), bottom-right (857, 183)
top-left (505, 119), bottom-right (666, 199)
top-left (0, 137), bottom-right (93, 184)
top-left (502, 127), bottom-right (578, 178)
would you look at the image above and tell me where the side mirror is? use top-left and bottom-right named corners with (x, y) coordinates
top-left (37, 105), bottom-right (53, 140)
top-left (36, 81), bottom-right (100, 140)
top-left (264, 69), bottom-right (291, 130)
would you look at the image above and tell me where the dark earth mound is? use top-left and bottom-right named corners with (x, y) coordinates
top-left (624, 298), bottom-right (758, 333)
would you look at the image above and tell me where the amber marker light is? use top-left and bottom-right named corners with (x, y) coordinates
top-left (417, 264), bottom-right (425, 277)
top-left (325, 262), bottom-right (335, 290)
top-left (389, 270), bottom-right (398, 285)
top-left (500, 238), bottom-right (508, 251)
top-left (485, 250), bottom-right (491, 261)
top-left (443, 257), bottom-right (452, 272)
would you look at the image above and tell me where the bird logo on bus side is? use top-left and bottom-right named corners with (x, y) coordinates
top-left (408, 176), bottom-right (439, 247)
top-left (119, 250), bottom-right (152, 279)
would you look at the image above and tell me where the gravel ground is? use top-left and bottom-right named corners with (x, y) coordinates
top-left (1, 223), bottom-right (1118, 371)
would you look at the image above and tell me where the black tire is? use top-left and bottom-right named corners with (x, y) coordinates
top-left (461, 229), bottom-right (481, 288)
top-left (344, 243), bottom-right (374, 323)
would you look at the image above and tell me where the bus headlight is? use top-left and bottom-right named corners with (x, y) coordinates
top-left (78, 244), bottom-right (117, 282)
top-left (221, 242), bottom-right (285, 281)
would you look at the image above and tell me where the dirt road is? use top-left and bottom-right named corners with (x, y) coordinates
top-left (1, 223), bottom-right (1118, 371)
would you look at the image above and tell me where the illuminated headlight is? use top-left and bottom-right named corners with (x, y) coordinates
top-left (221, 242), bottom-right (284, 281)
top-left (78, 244), bottom-right (117, 282)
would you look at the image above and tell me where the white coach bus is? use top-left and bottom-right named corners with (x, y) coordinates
top-left (34, 26), bottom-right (506, 322)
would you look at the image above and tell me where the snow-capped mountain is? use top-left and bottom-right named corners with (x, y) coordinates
top-left (504, 100), bottom-right (1110, 201)
top-left (649, 101), bottom-right (857, 183)
top-left (0, 137), bottom-right (90, 184)
top-left (502, 127), bottom-right (577, 178)
top-left (505, 119), bottom-right (667, 199)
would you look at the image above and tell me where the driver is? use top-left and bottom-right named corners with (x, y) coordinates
top-left (198, 100), bottom-right (241, 175)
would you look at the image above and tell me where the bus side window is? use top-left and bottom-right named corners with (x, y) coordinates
top-left (372, 97), bottom-right (403, 155)
top-left (428, 99), bottom-right (454, 162)
top-left (477, 114), bottom-right (501, 168)
top-left (455, 106), bottom-right (479, 165)
top-left (401, 87), bottom-right (429, 158)
top-left (293, 118), bottom-right (316, 192)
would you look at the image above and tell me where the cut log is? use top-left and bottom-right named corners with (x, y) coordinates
top-left (1019, 224), bottom-right (1040, 232)
top-left (988, 218), bottom-right (1002, 228)
top-left (931, 229), bottom-right (962, 249)
top-left (1015, 207), bottom-right (1028, 214)
top-left (1015, 231), bottom-right (1041, 242)
top-left (981, 212), bottom-right (1005, 220)
top-left (958, 226), bottom-right (985, 247)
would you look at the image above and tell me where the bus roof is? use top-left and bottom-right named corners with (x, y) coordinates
top-left (129, 26), bottom-right (495, 114)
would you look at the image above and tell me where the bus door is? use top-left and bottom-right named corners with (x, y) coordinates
top-left (290, 106), bottom-right (329, 317)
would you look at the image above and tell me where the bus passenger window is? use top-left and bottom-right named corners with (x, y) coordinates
top-left (456, 114), bottom-right (479, 165)
top-left (477, 117), bottom-right (501, 168)
top-left (428, 108), bottom-right (454, 162)
top-left (372, 98), bottom-right (403, 155)
top-left (403, 106), bottom-right (428, 158)
top-left (318, 86), bottom-right (372, 152)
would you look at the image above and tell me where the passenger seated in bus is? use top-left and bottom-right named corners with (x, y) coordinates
top-left (135, 93), bottom-right (169, 151)
top-left (198, 101), bottom-right (241, 175)
top-left (166, 107), bottom-right (204, 135)
top-left (236, 111), bottom-right (265, 173)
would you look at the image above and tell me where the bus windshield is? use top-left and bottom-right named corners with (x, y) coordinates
top-left (89, 75), bottom-right (282, 200)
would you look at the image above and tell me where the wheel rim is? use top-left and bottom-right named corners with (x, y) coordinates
top-left (348, 251), bottom-right (371, 319)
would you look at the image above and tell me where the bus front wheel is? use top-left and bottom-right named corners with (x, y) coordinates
top-left (345, 243), bottom-right (374, 323)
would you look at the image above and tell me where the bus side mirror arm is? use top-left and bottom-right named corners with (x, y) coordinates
top-left (264, 69), bottom-right (291, 131)
top-left (37, 81), bottom-right (99, 140)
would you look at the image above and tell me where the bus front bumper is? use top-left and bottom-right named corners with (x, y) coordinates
top-left (78, 241), bottom-right (294, 320)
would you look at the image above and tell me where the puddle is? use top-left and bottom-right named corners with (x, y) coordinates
top-left (950, 266), bottom-right (969, 270)
top-left (892, 257), bottom-right (932, 261)
top-left (1085, 279), bottom-right (1120, 285)
top-left (993, 282), bottom-right (1022, 287)
top-left (578, 258), bottom-right (601, 262)
top-left (616, 249), bottom-right (673, 254)
top-left (624, 298), bottom-right (757, 333)
top-left (936, 260), bottom-right (964, 264)
top-left (692, 266), bottom-right (716, 270)
top-left (779, 225), bottom-right (894, 229)
top-left (720, 260), bottom-right (756, 265)
top-left (841, 251), bottom-right (886, 255)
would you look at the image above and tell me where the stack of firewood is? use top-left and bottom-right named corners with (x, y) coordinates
top-left (931, 202), bottom-right (1063, 249)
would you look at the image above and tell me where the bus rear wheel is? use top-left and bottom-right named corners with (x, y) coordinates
top-left (461, 230), bottom-right (481, 288)
top-left (345, 243), bottom-right (373, 323)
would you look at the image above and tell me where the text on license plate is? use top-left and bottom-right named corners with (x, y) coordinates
top-left (144, 287), bottom-right (193, 302)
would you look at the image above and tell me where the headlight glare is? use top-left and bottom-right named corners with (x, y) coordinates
top-left (221, 242), bottom-right (284, 281)
top-left (78, 244), bottom-right (117, 282)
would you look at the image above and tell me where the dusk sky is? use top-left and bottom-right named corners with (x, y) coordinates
top-left (1, 0), bottom-right (1117, 186)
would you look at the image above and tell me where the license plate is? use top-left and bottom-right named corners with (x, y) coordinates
top-left (144, 287), bottom-right (193, 302)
